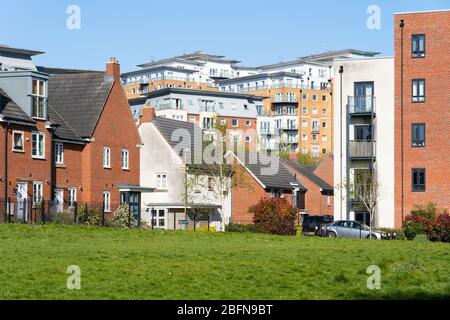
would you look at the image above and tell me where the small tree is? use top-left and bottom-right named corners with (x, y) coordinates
top-left (111, 203), bottom-right (135, 228)
top-left (349, 171), bottom-right (379, 237)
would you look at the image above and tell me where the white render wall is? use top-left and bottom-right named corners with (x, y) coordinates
top-left (333, 57), bottom-right (395, 228)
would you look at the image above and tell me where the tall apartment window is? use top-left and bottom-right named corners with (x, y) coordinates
top-left (412, 79), bottom-right (425, 102)
top-left (68, 188), bottom-right (77, 208)
top-left (156, 174), bottom-right (167, 190)
top-left (276, 106), bottom-right (283, 115)
top-left (412, 124), bottom-right (425, 147)
top-left (312, 121), bottom-right (319, 131)
top-left (33, 182), bottom-right (43, 205)
top-left (412, 34), bottom-right (425, 58)
top-left (103, 192), bottom-right (111, 212)
top-left (103, 147), bottom-right (111, 168)
top-left (121, 149), bottom-right (129, 170)
top-left (245, 120), bottom-right (252, 126)
top-left (31, 79), bottom-right (46, 119)
top-left (12, 131), bottom-right (24, 152)
top-left (354, 125), bottom-right (372, 141)
top-left (31, 132), bottom-right (45, 159)
top-left (55, 142), bottom-right (64, 165)
top-left (412, 168), bottom-right (426, 192)
top-left (322, 95), bottom-right (327, 101)
top-left (231, 119), bottom-right (238, 127)
top-left (312, 94), bottom-right (318, 101)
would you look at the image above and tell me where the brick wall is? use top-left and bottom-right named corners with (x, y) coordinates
top-left (394, 11), bottom-right (450, 227)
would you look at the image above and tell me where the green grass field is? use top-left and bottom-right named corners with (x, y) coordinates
top-left (0, 224), bottom-right (449, 300)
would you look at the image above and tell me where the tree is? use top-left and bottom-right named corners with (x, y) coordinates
top-left (349, 170), bottom-right (379, 237)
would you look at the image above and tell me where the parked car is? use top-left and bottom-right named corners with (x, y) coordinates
top-left (302, 215), bottom-right (334, 236)
top-left (324, 220), bottom-right (386, 239)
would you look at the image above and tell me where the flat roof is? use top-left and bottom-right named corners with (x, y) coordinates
top-left (143, 87), bottom-right (267, 101)
top-left (0, 44), bottom-right (44, 56)
top-left (394, 9), bottom-right (450, 15)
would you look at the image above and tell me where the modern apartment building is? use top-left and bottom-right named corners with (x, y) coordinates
top-left (121, 51), bottom-right (258, 99)
top-left (333, 57), bottom-right (395, 228)
top-left (394, 10), bottom-right (450, 227)
top-left (217, 62), bottom-right (333, 156)
top-left (130, 88), bottom-right (264, 150)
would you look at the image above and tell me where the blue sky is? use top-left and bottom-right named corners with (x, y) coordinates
top-left (1, 0), bottom-right (448, 72)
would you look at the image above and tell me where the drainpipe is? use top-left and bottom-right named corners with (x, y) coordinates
top-left (400, 19), bottom-right (405, 226)
top-left (338, 66), bottom-right (344, 220)
top-left (4, 122), bottom-right (8, 207)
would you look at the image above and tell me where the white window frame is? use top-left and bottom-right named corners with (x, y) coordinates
top-left (12, 130), bottom-right (24, 152)
top-left (68, 188), bottom-right (77, 208)
top-left (103, 192), bottom-right (111, 212)
top-left (156, 174), bottom-right (168, 190)
top-left (121, 149), bottom-right (129, 170)
top-left (31, 132), bottom-right (45, 159)
top-left (245, 136), bottom-right (252, 143)
top-left (31, 79), bottom-right (46, 119)
top-left (33, 181), bottom-right (43, 205)
top-left (103, 147), bottom-right (111, 168)
top-left (55, 142), bottom-right (64, 165)
top-left (245, 120), bottom-right (252, 126)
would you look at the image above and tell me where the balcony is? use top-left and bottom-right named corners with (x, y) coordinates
top-left (347, 96), bottom-right (376, 116)
top-left (349, 141), bottom-right (376, 159)
top-left (272, 97), bottom-right (299, 104)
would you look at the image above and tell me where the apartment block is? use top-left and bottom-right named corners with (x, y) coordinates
top-left (394, 10), bottom-right (450, 227)
top-left (333, 57), bottom-right (395, 228)
top-left (121, 51), bottom-right (258, 99)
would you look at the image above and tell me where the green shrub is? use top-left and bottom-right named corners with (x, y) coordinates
top-left (225, 223), bottom-right (264, 233)
top-left (77, 205), bottom-right (102, 226)
top-left (48, 209), bottom-right (74, 224)
top-left (413, 234), bottom-right (429, 242)
top-left (111, 203), bottom-right (135, 228)
top-left (378, 228), bottom-right (406, 240)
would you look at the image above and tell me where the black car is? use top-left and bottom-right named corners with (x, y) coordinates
top-left (301, 215), bottom-right (334, 236)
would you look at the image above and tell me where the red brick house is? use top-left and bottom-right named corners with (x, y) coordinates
top-left (231, 153), bottom-right (306, 224)
top-left (1, 54), bottom-right (142, 220)
top-left (282, 157), bottom-right (334, 217)
top-left (394, 10), bottom-right (450, 227)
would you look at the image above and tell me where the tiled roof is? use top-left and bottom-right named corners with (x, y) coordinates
top-left (47, 73), bottom-right (114, 138)
top-left (47, 104), bottom-right (83, 143)
top-left (282, 160), bottom-right (333, 192)
top-left (0, 88), bottom-right (35, 124)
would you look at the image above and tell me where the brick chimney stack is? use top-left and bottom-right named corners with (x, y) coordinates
top-left (140, 101), bottom-right (156, 123)
top-left (106, 57), bottom-right (120, 82)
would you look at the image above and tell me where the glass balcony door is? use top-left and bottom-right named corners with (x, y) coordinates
top-left (354, 82), bottom-right (374, 113)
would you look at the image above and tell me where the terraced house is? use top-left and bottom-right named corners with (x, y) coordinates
top-left (0, 46), bottom-right (142, 220)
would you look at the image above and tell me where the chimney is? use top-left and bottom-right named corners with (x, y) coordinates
top-left (106, 57), bottom-right (120, 81)
top-left (140, 101), bottom-right (156, 123)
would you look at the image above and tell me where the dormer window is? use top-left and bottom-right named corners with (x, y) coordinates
top-left (32, 79), bottom-right (46, 119)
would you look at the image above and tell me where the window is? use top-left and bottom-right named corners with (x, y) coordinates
top-left (121, 149), bottom-right (129, 170)
top-left (312, 121), bottom-right (319, 132)
top-left (232, 119), bottom-right (238, 127)
top-left (189, 116), bottom-right (196, 123)
top-left (322, 121), bottom-right (327, 128)
top-left (354, 125), bottom-right (372, 141)
top-left (244, 104), bottom-right (249, 110)
top-left (55, 142), bottom-right (64, 165)
top-left (302, 120), bottom-right (308, 128)
top-left (412, 168), bottom-right (426, 192)
top-left (322, 108), bottom-right (327, 115)
top-left (312, 134), bottom-right (318, 141)
top-left (276, 106), bottom-right (283, 115)
top-left (31, 79), bottom-right (46, 119)
top-left (218, 102), bottom-right (224, 109)
top-left (151, 209), bottom-right (166, 229)
top-left (322, 135), bottom-right (328, 142)
top-left (33, 182), bottom-right (43, 205)
top-left (220, 119), bottom-right (227, 126)
top-left (302, 134), bottom-right (308, 141)
top-left (412, 79), bottom-right (425, 102)
top-left (312, 146), bottom-right (320, 157)
top-left (103, 192), bottom-right (111, 212)
top-left (31, 132), bottom-right (45, 159)
top-left (68, 188), bottom-right (77, 208)
top-left (103, 147), bottom-right (111, 168)
top-left (412, 124), bottom-right (425, 147)
top-left (412, 34), bottom-right (425, 58)
top-left (302, 107), bottom-right (308, 114)
top-left (322, 95), bottom-right (327, 101)
top-left (12, 131), bottom-right (24, 152)
top-left (326, 195), bottom-right (331, 207)
top-left (322, 148), bottom-right (327, 155)
top-left (287, 106), bottom-right (296, 115)
top-left (156, 174), bottom-right (167, 190)
top-left (312, 94), bottom-right (318, 101)
top-left (302, 93), bottom-right (308, 100)
top-left (302, 147), bottom-right (308, 154)
top-left (245, 136), bottom-right (252, 143)
top-left (245, 120), bottom-right (252, 126)
top-left (312, 108), bottom-right (318, 115)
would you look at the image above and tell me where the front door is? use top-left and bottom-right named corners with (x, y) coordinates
top-left (54, 189), bottom-right (64, 213)
top-left (16, 182), bottom-right (28, 221)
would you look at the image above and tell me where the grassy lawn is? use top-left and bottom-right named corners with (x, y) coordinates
top-left (0, 224), bottom-right (449, 300)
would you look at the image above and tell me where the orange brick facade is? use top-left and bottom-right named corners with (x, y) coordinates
top-left (394, 11), bottom-right (450, 227)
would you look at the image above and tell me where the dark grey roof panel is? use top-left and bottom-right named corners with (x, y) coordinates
top-left (283, 160), bottom-right (333, 192)
top-left (47, 105), bottom-right (84, 143)
top-left (47, 73), bottom-right (113, 138)
top-left (0, 88), bottom-right (35, 124)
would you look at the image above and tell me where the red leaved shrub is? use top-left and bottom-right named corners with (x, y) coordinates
top-left (428, 212), bottom-right (450, 243)
top-left (253, 197), bottom-right (298, 236)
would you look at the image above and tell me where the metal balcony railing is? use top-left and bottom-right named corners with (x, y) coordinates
top-left (349, 141), bottom-right (376, 159)
top-left (348, 96), bottom-right (376, 115)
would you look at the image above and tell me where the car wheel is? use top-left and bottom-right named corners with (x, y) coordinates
top-left (367, 234), bottom-right (377, 240)
top-left (328, 231), bottom-right (337, 238)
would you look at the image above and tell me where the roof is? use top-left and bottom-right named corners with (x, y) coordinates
top-left (394, 9), bottom-right (450, 15)
top-left (282, 160), bottom-right (333, 192)
top-left (299, 49), bottom-right (380, 61)
top-left (121, 65), bottom-right (197, 78)
top-left (144, 87), bottom-right (266, 101)
top-left (235, 153), bottom-right (305, 190)
top-left (47, 105), bottom-right (83, 143)
top-left (47, 73), bottom-right (114, 138)
top-left (137, 51), bottom-right (240, 68)
top-left (37, 66), bottom-right (102, 75)
top-left (0, 44), bottom-right (44, 57)
top-left (217, 71), bottom-right (303, 85)
top-left (152, 117), bottom-right (203, 164)
top-left (257, 59), bottom-right (328, 70)
top-left (0, 88), bottom-right (35, 124)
